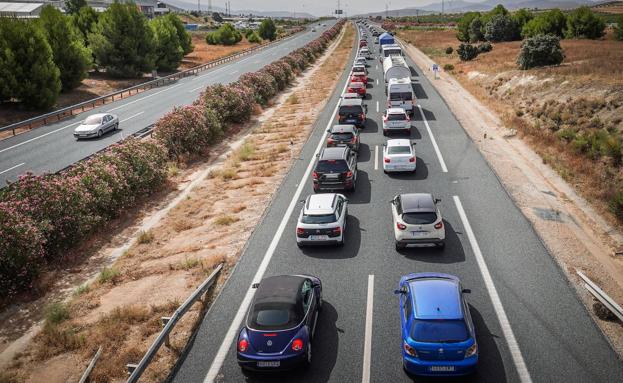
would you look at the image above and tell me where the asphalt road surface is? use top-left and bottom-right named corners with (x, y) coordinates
top-left (0, 21), bottom-right (337, 185)
top-left (171, 24), bottom-right (623, 383)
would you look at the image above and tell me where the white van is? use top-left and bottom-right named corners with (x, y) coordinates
top-left (387, 78), bottom-right (415, 115)
top-left (383, 56), bottom-right (411, 85)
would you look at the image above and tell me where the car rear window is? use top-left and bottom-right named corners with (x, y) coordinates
top-left (352, 67), bottom-right (365, 73)
top-left (411, 319), bottom-right (469, 343)
top-left (84, 116), bottom-right (102, 124)
top-left (388, 146), bottom-right (411, 155)
top-left (250, 303), bottom-right (301, 330)
top-left (387, 113), bottom-right (406, 121)
top-left (331, 132), bottom-right (354, 140)
top-left (390, 92), bottom-right (413, 101)
top-left (316, 159), bottom-right (349, 173)
top-left (339, 105), bottom-right (363, 115)
top-left (301, 213), bottom-right (337, 224)
top-left (402, 212), bottom-right (437, 225)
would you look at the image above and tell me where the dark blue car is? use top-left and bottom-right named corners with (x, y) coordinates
top-left (237, 274), bottom-right (322, 371)
top-left (395, 272), bottom-right (478, 376)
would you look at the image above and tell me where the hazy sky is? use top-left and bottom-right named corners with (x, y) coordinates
top-left (184, 0), bottom-right (463, 17)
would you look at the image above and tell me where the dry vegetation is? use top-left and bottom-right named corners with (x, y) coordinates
top-left (0, 23), bottom-right (355, 383)
top-left (179, 33), bottom-right (260, 70)
top-left (398, 28), bottom-right (623, 227)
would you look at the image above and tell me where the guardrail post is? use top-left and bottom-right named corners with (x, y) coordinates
top-left (161, 316), bottom-right (172, 347)
top-left (127, 363), bottom-right (138, 375)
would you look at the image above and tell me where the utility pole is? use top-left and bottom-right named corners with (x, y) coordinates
top-left (198, 0), bottom-right (200, 14)
top-left (208, 0), bottom-right (212, 14)
top-left (442, 0), bottom-right (444, 15)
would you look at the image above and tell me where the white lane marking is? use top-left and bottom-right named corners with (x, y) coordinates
top-left (376, 78), bottom-right (379, 85)
top-left (417, 104), bottom-right (447, 173)
top-left (0, 121), bottom-right (81, 154)
top-left (376, 100), bottom-right (379, 113)
top-left (189, 85), bottom-right (205, 93)
top-left (107, 83), bottom-right (183, 112)
top-left (453, 196), bottom-right (533, 383)
top-left (120, 111), bottom-right (144, 123)
top-left (231, 70), bottom-right (239, 74)
top-left (376, 64), bottom-right (378, 70)
top-left (0, 162), bottom-right (24, 175)
top-left (362, 275), bottom-right (374, 383)
top-left (203, 46), bottom-right (356, 383)
top-left (374, 145), bottom-right (379, 170)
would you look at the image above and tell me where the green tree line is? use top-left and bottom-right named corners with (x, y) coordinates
top-left (0, 2), bottom-right (192, 110)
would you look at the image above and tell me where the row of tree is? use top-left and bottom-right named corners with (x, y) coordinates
top-left (457, 5), bottom-right (607, 43)
top-left (0, 2), bottom-right (192, 110)
top-left (206, 18), bottom-right (277, 46)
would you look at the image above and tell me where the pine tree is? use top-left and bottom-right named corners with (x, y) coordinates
top-left (151, 17), bottom-right (184, 72)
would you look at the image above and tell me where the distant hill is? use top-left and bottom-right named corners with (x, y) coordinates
top-left (163, 0), bottom-right (315, 18)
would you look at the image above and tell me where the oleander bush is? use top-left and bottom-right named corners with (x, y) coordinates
top-left (201, 83), bottom-right (255, 124)
top-left (238, 71), bottom-right (278, 106)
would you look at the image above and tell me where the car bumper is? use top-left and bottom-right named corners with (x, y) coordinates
top-left (313, 181), bottom-right (353, 191)
top-left (396, 237), bottom-right (444, 245)
top-left (296, 236), bottom-right (342, 246)
top-left (383, 124), bottom-right (410, 132)
top-left (238, 351), bottom-right (307, 371)
top-left (403, 355), bottom-right (478, 376)
top-left (73, 132), bottom-right (97, 138)
top-left (383, 163), bottom-right (416, 172)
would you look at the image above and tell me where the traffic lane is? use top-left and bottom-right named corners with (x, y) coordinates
top-left (170, 22), bottom-right (358, 383)
top-left (404, 48), bottom-right (623, 382)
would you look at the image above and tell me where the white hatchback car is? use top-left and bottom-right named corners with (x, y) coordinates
top-left (382, 107), bottom-right (410, 135)
top-left (391, 193), bottom-right (445, 250)
top-left (355, 57), bottom-right (367, 67)
top-left (296, 193), bottom-right (348, 247)
top-left (383, 139), bottom-right (416, 173)
top-left (360, 47), bottom-right (371, 59)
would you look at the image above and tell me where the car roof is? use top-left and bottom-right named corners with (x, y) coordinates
top-left (386, 138), bottom-right (411, 147)
top-left (87, 113), bottom-right (108, 119)
top-left (320, 146), bottom-right (348, 160)
top-left (331, 124), bottom-right (357, 133)
top-left (400, 193), bottom-right (436, 213)
top-left (408, 275), bottom-right (463, 320)
top-left (339, 98), bottom-right (363, 106)
top-left (341, 92), bottom-right (359, 98)
top-left (254, 275), bottom-right (305, 308)
top-left (304, 193), bottom-right (338, 214)
top-left (349, 81), bottom-right (364, 87)
top-left (387, 107), bottom-right (406, 114)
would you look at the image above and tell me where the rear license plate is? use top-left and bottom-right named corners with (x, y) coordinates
top-left (257, 361), bottom-right (280, 368)
top-left (325, 174), bottom-right (339, 179)
top-left (346, 119), bottom-right (356, 123)
top-left (429, 366), bottom-right (455, 372)
top-left (411, 231), bottom-right (428, 237)
top-left (309, 235), bottom-right (329, 240)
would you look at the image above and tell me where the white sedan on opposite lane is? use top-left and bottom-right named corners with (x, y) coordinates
top-left (383, 139), bottom-right (416, 173)
top-left (74, 113), bottom-right (119, 139)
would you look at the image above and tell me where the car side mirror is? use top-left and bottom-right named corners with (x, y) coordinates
top-left (435, 198), bottom-right (441, 204)
top-left (462, 288), bottom-right (471, 294)
top-left (327, 129), bottom-right (331, 132)
top-left (393, 289), bottom-right (403, 295)
top-left (315, 153), bottom-right (320, 158)
top-left (299, 199), bottom-right (305, 203)
top-left (312, 281), bottom-right (321, 288)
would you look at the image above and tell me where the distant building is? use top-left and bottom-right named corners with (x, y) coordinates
top-left (0, 2), bottom-right (44, 18)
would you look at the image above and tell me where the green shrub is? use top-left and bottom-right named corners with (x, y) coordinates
top-left (247, 31), bottom-right (262, 43)
top-left (517, 34), bottom-right (564, 70)
top-left (565, 6), bottom-right (606, 39)
top-left (457, 43), bottom-right (479, 61)
top-left (45, 302), bottom-right (70, 324)
top-left (98, 266), bottom-right (120, 284)
top-left (151, 16), bottom-right (184, 72)
top-left (468, 17), bottom-right (484, 42)
top-left (443, 63), bottom-right (454, 71)
top-left (456, 11), bottom-right (481, 42)
top-left (206, 23), bottom-right (242, 45)
top-left (477, 42), bottom-right (492, 53)
top-left (609, 191), bottom-right (623, 221)
top-left (484, 14), bottom-right (520, 42)
top-left (521, 9), bottom-right (567, 38)
top-left (259, 18), bottom-right (277, 41)
top-left (164, 13), bottom-right (192, 54)
top-left (445, 46), bottom-right (453, 54)
top-left (615, 15), bottom-right (623, 41)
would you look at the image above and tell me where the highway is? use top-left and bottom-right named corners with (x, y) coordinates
top-left (0, 21), bottom-right (337, 185)
top-left (171, 24), bottom-right (623, 383)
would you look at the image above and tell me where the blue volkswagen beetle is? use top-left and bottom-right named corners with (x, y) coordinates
top-left (395, 272), bottom-right (478, 376)
top-left (237, 274), bottom-right (322, 371)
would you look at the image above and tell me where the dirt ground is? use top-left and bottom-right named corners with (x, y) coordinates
top-left (0, 24), bottom-right (354, 383)
top-left (398, 32), bottom-right (623, 356)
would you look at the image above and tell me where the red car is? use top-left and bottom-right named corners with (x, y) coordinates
top-left (359, 40), bottom-right (368, 48)
top-left (347, 81), bottom-right (366, 97)
top-left (350, 72), bottom-right (368, 84)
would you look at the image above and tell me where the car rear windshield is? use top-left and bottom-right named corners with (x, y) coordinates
top-left (388, 146), bottom-right (411, 155)
top-left (339, 106), bottom-right (363, 115)
top-left (331, 132), bottom-right (354, 140)
top-left (387, 113), bottom-right (406, 121)
top-left (84, 116), bottom-right (102, 124)
top-left (390, 92), bottom-right (413, 101)
top-left (301, 213), bottom-right (337, 224)
top-left (249, 303), bottom-right (302, 330)
top-left (316, 159), bottom-right (349, 173)
top-left (411, 319), bottom-right (469, 343)
top-left (402, 212), bottom-right (437, 225)
top-left (352, 67), bottom-right (365, 73)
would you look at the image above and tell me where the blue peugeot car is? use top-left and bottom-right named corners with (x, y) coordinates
top-left (395, 272), bottom-right (478, 376)
top-left (237, 274), bottom-right (322, 371)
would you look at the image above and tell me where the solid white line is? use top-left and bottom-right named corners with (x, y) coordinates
top-left (120, 111), bottom-right (144, 123)
top-left (203, 36), bottom-right (357, 383)
top-left (231, 70), bottom-right (239, 75)
top-left (374, 145), bottom-right (379, 170)
top-left (376, 78), bottom-right (379, 85)
top-left (417, 104), bottom-right (447, 173)
top-left (0, 162), bottom-right (24, 175)
top-left (0, 121), bottom-right (81, 154)
top-left (376, 100), bottom-right (379, 113)
top-left (107, 83), bottom-right (183, 112)
top-left (189, 85), bottom-right (204, 93)
top-left (453, 196), bottom-right (533, 383)
top-left (362, 275), bottom-right (374, 383)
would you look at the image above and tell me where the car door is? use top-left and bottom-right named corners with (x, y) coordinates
top-left (399, 283), bottom-right (412, 340)
top-left (301, 280), bottom-right (318, 338)
top-left (104, 115), bottom-right (112, 132)
top-left (349, 150), bottom-right (357, 181)
top-left (335, 197), bottom-right (346, 230)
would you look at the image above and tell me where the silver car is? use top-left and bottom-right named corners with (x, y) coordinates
top-left (74, 113), bottom-right (119, 139)
top-left (296, 193), bottom-right (348, 247)
top-left (391, 193), bottom-right (446, 250)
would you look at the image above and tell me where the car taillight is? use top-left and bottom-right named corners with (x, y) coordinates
top-left (406, 116), bottom-right (411, 122)
top-left (409, 157), bottom-right (415, 163)
top-left (397, 222), bottom-right (406, 230)
top-left (312, 171), bottom-right (318, 179)
top-left (327, 137), bottom-right (334, 144)
top-left (403, 341), bottom-right (417, 357)
top-left (333, 227), bottom-right (342, 235)
top-left (434, 221), bottom-right (444, 229)
top-left (296, 227), bottom-right (304, 235)
top-left (346, 171), bottom-right (353, 178)
top-left (292, 339), bottom-right (304, 352)
top-left (465, 342), bottom-right (478, 358)
top-left (387, 101), bottom-right (391, 107)
top-left (359, 113), bottom-right (365, 119)
top-left (238, 339), bottom-right (249, 352)
top-left (384, 157), bottom-right (390, 163)
top-left (351, 136), bottom-right (357, 143)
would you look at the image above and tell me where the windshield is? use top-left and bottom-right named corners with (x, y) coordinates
top-left (339, 105), bottom-right (363, 115)
top-left (402, 212), bottom-right (437, 225)
top-left (84, 116), bottom-right (102, 125)
top-left (387, 113), bottom-right (406, 121)
top-left (316, 159), bottom-right (349, 173)
top-left (352, 67), bottom-right (365, 73)
top-left (301, 213), bottom-right (337, 224)
top-left (390, 92), bottom-right (413, 101)
top-left (388, 146), bottom-right (411, 155)
top-left (384, 49), bottom-right (401, 57)
top-left (411, 319), bottom-right (469, 343)
top-left (331, 132), bottom-right (354, 140)
top-left (249, 302), bottom-right (302, 330)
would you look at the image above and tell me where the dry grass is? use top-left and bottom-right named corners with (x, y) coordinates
top-left (179, 34), bottom-right (260, 70)
top-left (137, 230), bottom-right (155, 244)
top-left (214, 215), bottom-right (239, 226)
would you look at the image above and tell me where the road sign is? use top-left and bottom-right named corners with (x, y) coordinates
top-left (335, 9), bottom-right (343, 14)
top-left (432, 63), bottom-right (439, 79)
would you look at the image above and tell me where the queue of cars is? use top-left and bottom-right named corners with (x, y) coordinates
top-left (236, 20), bottom-right (477, 378)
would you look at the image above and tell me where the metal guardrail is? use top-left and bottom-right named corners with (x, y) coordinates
top-left (0, 28), bottom-right (304, 136)
top-left (79, 346), bottom-right (102, 383)
top-left (577, 270), bottom-right (623, 322)
top-left (126, 263), bottom-right (223, 382)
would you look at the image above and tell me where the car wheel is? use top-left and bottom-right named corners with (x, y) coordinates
top-left (97, 129), bottom-right (103, 138)
top-left (297, 242), bottom-right (303, 248)
top-left (395, 241), bottom-right (406, 251)
top-left (383, 130), bottom-right (388, 136)
top-left (303, 342), bottom-right (312, 368)
top-left (438, 242), bottom-right (446, 250)
top-left (114, 123), bottom-right (119, 131)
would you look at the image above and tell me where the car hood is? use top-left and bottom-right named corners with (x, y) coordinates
top-left (75, 124), bottom-right (100, 132)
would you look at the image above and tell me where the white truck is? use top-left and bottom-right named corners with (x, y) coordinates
top-left (383, 56), bottom-right (411, 85)
top-left (380, 44), bottom-right (402, 62)
top-left (386, 77), bottom-right (415, 116)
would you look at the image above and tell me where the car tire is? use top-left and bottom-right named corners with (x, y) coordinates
top-left (383, 130), bottom-right (388, 136)
top-left (113, 123), bottom-right (119, 131)
top-left (438, 242), bottom-right (446, 250)
top-left (297, 242), bottom-right (303, 248)
top-left (395, 241), bottom-right (406, 251)
top-left (302, 342), bottom-right (312, 369)
top-left (97, 129), bottom-right (103, 138)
